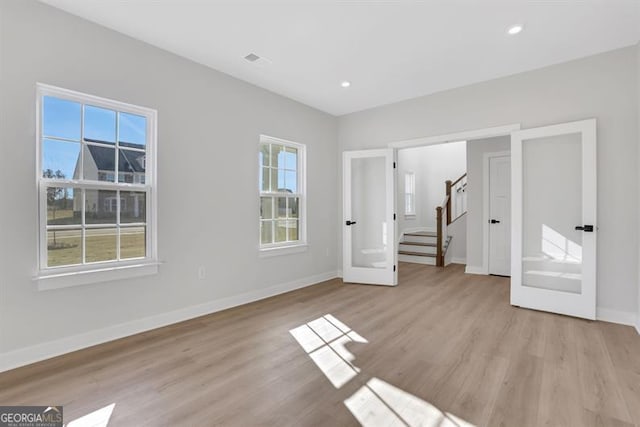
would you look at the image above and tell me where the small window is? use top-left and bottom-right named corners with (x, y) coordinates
top-left (405, 172), bottom-right (416, 216)
top-left (37, 84), bottom-right (157, 280)
top-left (259, 135), bottom-right (306, 250)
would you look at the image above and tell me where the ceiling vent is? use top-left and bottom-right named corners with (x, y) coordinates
top-left (244, 53), bottom-right (260, 62)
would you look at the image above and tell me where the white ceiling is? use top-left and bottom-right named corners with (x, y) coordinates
top-left (40, 0), bottom-right (640, 116)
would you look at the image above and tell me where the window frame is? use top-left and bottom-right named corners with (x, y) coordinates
top-left (35, 83), bottom-right (158, 289)
top-left (404, 171), bottom-right (416, 217)
top-left (258, 135), bottom-right (307, 254)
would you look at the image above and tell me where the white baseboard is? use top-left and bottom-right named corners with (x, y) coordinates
top-left (0, 270), bottom-right (339, 373)
top-left (596, 307), bottom-right (637, 327)
top-left (450, 257), bottom-right (467, 265)
top-left (465, 265), bottom-right (488, 275)
top-left (636, 317), bottom-right (640, 335)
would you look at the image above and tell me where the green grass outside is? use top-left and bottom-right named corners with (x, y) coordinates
top-left (47, 228), bottom-right (145, 267)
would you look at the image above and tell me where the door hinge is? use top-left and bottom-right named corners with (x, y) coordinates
top-left (393, 265), bottom-right (396, 272)
top-left (393, 213), bottom-right (396, 220)
top-left (393, 162), bottom-right (396, 169)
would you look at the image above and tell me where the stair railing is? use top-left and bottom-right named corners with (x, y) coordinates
top-left (435, 194), bottom-right (449, 267)
top-left (446, 173), bottom-right (467, 225)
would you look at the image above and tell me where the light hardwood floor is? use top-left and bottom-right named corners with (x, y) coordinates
top-left (1, 263), bottom-right (639, 426)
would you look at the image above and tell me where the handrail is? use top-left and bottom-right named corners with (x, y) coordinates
top-left (435, 172), bottom-right (467, 267)
top-left (451, 172), bottom-right (467, 187)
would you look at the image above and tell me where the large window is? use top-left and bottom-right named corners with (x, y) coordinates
top-left (404, 172), bottom-right (416, 216)
top-left (37, 84), bottom-right (157, 283)
top-left (259, 135), bottom-right (306, 250)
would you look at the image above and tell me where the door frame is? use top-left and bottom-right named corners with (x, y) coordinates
top-left (482, 151), bottom-right (511, 275)
top-left (342, 148), bottom-right (398, 286)
top-left (386, 124), bottom-right (521, 275)
top-left (510, 118), bottom-right (597, 320)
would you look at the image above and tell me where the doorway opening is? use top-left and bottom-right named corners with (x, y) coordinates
top-left (392, 128), bottom-right (516, 277)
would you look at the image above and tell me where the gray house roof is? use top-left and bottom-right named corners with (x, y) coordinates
top-left (85, 140), bottom-right (145, 173)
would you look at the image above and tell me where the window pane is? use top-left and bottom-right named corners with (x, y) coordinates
top-left (284, 170), bottom-right (297, 193)
top-left (43, 139), bottom-right (80, 180)
top-left (85, 228), bottom-right (117, 263)
top-left (84, 105), bottom-right (116, 144)
top-left (260, 197), bottom-right (274, 219)
top-left (120, 226), bottom-right (146, 259)
top-left (119, 149), bottom-right (146, 183)
top-left (47, 187), bottom-right (81, 226)
top-left (287, 220), bottom-right (299, 241)
top-left (121, 191), bottom-right (146, 223)
top-left (259, 144), bottom-right (270, 168)
top-left (285, 147), bottom-right (297, 170)
top-left (43, 96), bottom-right (81, 141)
top-left (289, 197), bottom-right (299, 218)
top-left (271, 144), bottom-right (284, 169)
top-left (276, 197), bottom-right (287, 218)
top-left (275, 220), bottom-right (287, 243)
top-left (118, 112), bottom-right (147, 149)
top-left (83, 145), bottom-right (115, 182)
top-left (85, 190), bottom-right (117, 224)
top-left (260, 221), bottom-right (273, 245)
top-left (270, 168), bottom-right (280, 192)
top-left (261, 167), bottom-right (270, 192)
top-left (47, 229), bottom-right (82, 267)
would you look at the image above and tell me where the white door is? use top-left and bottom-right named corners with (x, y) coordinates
top-left (511, 119), bottom-right (597, 319)
top-left (343, 149), bottom-right (397, 286)
top-left (488, 156), bottom-right (511, 276)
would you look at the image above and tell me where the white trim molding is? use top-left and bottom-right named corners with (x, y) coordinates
top-left (465, 265), bottom-right (488, 275)
top-left (387, 124), bottom-right (521, 149)
top-left (595, 307), bottom-right (637, 327)
top-left (0, 270), bottom-right (339, 373)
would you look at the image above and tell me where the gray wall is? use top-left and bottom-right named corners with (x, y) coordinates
top-left (466, 136), bottom-right (510, 271)
top-left (0, 1), bottom-right (339, 356)
top-left (637, 42), bottom-right (640, 331)
top-left (339, 46), bottom-right (639, 316)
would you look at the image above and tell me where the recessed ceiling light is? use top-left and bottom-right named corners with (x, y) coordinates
top-left (507, 25), bottom-right (524, 35)
top-left (341, 81), bottom-right (351, 88)
top-left (244, 53), bottom-right (260, 62)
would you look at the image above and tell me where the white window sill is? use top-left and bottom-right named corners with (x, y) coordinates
top-left (34, 262), bottom-right (160, 291)
top-left (259, 244), bottom-right (308, 258)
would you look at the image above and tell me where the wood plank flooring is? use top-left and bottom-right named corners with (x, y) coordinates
top-left (1, 263), bottom-right (639, 426)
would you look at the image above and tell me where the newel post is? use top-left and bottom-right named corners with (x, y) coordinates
top-left (445, 180), bottom-right (452, 225)
top-left (436, 206), bottom-right (443, 267)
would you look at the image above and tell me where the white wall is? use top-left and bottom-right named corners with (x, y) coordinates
top-left (637, 42), bottom-right (640, 332)
top-left (339, 46), bottom-right (639, 318)
top-left (397, 141), bottom-right (466, 232)
top-left (0, 1), bottom-right (339, 366)
top-left (466, 136), bottom-right (510, 272)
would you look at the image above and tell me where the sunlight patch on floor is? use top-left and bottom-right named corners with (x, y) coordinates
top-left (66, 403), bottom-right (115, 427)
top-left (290, 315), bottom-right (475, 427)
top-left (345, 378), bottom-right (475, 427)
top-left (289, 314), bottom-right (367, 388)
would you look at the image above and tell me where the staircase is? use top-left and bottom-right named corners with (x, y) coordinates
top-left (398, 172), bottom-right (466, 267)
top-left (398, 231), bottom-right (452, 265)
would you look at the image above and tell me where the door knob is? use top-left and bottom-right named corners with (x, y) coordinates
top-left (346, 220), bottom-right (357, 226)
top-left (575, 225), bottom-right (594, 232)
top-left (490, 219), bottom-right (500, 224)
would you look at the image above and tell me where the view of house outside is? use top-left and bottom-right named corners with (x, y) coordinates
top-left (42, 96), bottom-right (148, 267)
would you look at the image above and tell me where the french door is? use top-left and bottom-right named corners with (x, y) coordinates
top-left (511, 119), bottom-right (597, 319)
top-left (343, 149), bottom-right (397, 286)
